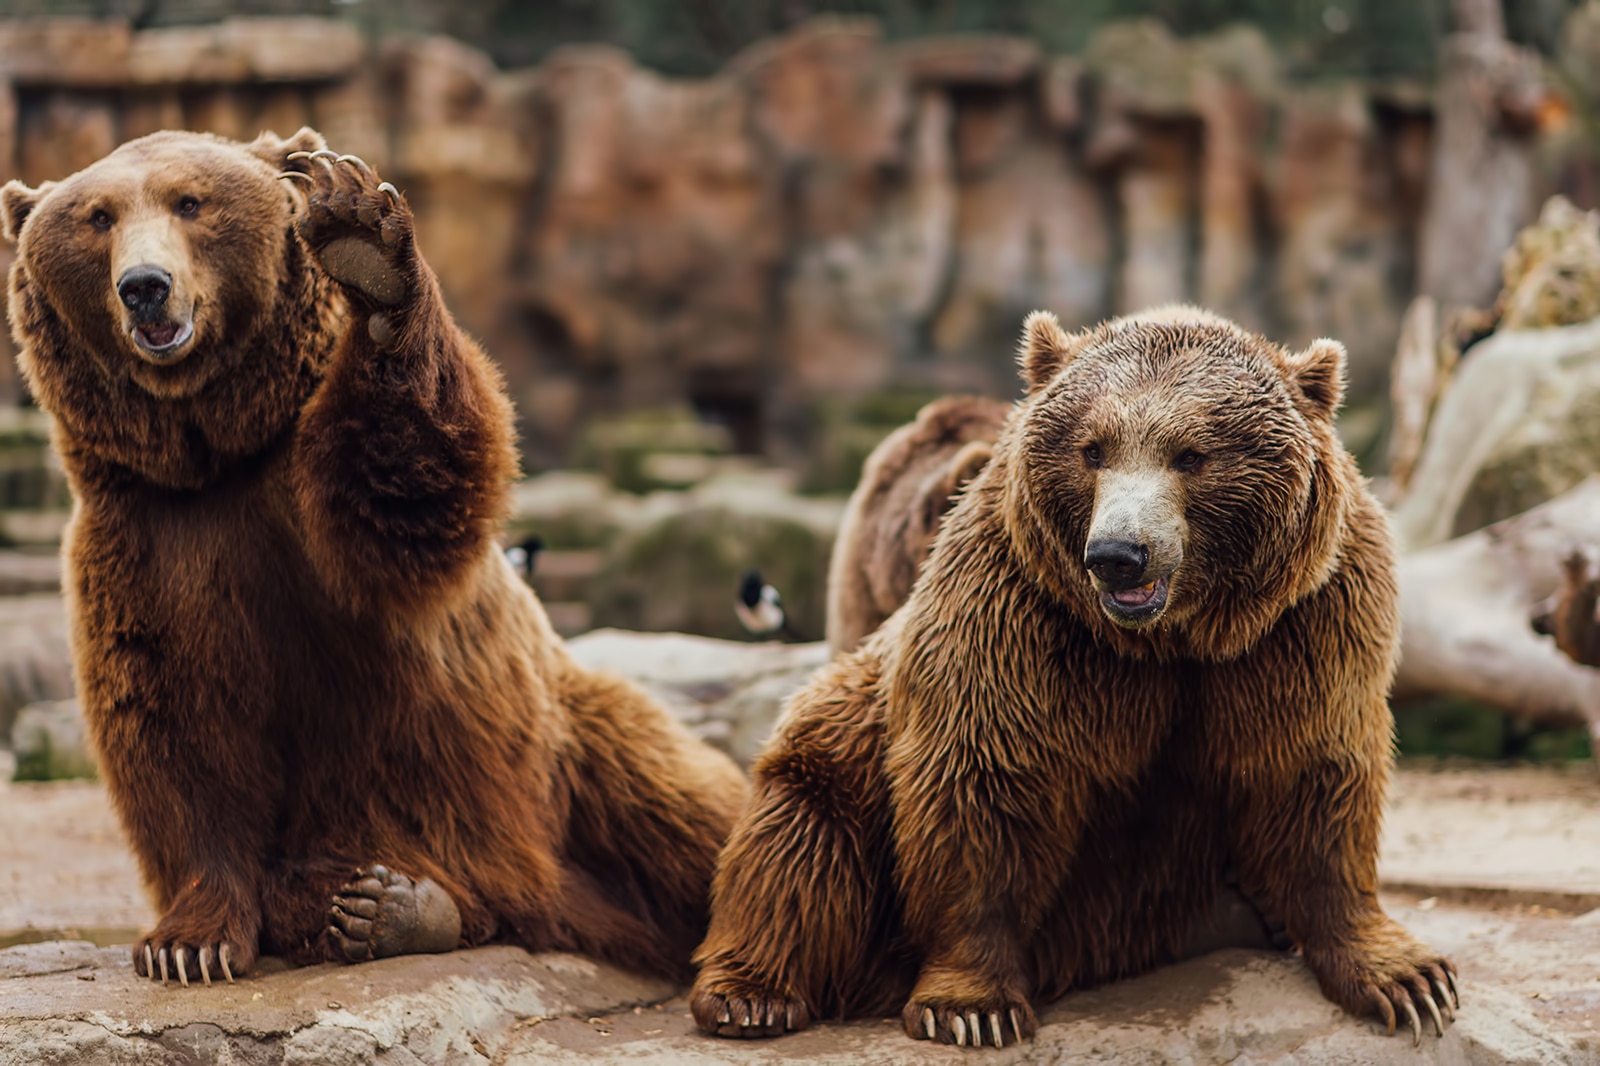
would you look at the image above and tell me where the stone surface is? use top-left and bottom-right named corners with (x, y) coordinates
top-left (1381, 766), bottom-right (1600, 909)
top-left (1417, 26), bottom-right (1548, 312)
top-left (567, 629), bottom-right (829, 765)
top-left (0, 904), bottom-right (1593, 1064)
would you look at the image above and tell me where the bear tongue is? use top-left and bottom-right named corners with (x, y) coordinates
top-left (137, 322), bottom-right (182, 347)
top-left (1110, 580), bottom-right (1159, 607)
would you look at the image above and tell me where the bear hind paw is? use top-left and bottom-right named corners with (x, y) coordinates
top-left (328, 864), bottom-right (461, 963)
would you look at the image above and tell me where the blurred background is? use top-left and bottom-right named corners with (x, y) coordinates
top-left (0, 0), bottom-right (1597, 769)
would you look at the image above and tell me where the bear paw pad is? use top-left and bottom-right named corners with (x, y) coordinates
top-left (286, 150), bottom-right (412, 309)
top-left (328, 864), bottom-right (461, 963)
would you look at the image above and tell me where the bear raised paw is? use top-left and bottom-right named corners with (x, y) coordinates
top-left (692, 305), bottom-right (1456, 1048)
top-left (280, 150), bottom-right (411, 344)
top-left (2, 128), bottom-right (747, 987)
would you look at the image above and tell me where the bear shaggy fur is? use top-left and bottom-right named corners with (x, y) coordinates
top-left (1, 129), bottom-right (746, 984)
top-left (691, 306), bottom-right (1457, 1046)
top-left (825, 395), bottom-right (1008, 654)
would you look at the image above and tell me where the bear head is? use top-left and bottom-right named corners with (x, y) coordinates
top-left (1006, 305), bottom-right (1353, 660)
top-left (2, 128), bottom-right (340, 487)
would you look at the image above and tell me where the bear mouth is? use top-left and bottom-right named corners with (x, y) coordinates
top-left (130, 318), bottom-right (196, 361)
top-left (1099, 575), bottom-right (1170, 625)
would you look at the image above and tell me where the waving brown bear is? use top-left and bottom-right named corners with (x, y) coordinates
top-left (692, 306), bottom-right (1456, 1047)
top-left (1, 129), bottom-right (745, 986)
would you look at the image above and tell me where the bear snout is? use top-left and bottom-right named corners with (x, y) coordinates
top-left (116, 263), bottom-right (196, 360)
top-left (117, 264), bottom-right (172, 320)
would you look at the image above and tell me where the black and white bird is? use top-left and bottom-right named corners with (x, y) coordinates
top-left (735, 569), bottom-right (788, 638)
top-left (504, 535), bottom-right (545, 582)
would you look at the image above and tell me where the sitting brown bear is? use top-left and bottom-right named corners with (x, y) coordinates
top-left (825, 395), bottom-right (1009, 653)
top-left (1, 129), bottom-right (745, 985)
top-left (691, 306), bottom-right (1456, 1046)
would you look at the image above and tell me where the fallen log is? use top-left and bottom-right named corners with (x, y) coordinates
top-left (1395, 477), bottom-right (1600, 743)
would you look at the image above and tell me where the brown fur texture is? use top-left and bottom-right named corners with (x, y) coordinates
top-left (826, 396), bottom-right (1009, 654)
top-left (2, 129), bottom-right (745, 984)
top-left (691, 306), bottom-right (1456, 1047)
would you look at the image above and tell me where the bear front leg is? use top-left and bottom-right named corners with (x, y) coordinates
top-left (89, 681), bottom-right (277, 986)
top-left (887, 741), bottom-right (1075, 1049)
top-left (287, 151), bottom-right (517, 616)
top-left (691, 662), bottom-right (908, 1037)
top-left (1229, 755), bottom-right (1458, 1045)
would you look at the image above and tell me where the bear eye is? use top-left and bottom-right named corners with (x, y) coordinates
top-left (176, 196), bottom-right (200, 217)
top-left (89, 209), bottom-right (113, 231)
top-left (1174, 450), bottom-right (1206, 472)
top-left (1082, 443), bottom-right (1104, 469)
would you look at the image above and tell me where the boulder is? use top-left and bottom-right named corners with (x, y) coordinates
top-left (586, 481), bottom-right (841, 644)
top-left (0, 594), bottom-right (74, 755)
top-left (566, 630), bottom-right (829, 766)
top-left (10, 699), bottom-right (92, 782)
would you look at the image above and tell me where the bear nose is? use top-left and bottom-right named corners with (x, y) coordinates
top-left (1084, 539), bottom-right (1148, 588)
top-left (117, 265), bottom-right (171, 318)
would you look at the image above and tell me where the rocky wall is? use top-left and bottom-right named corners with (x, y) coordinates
top-left (0, 14), bottom-right (1552, 469)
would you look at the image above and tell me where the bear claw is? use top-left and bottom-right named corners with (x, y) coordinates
top-left (292, 146), bottom-right (414, 307)
top-left (690, 980), bottom-right (809, 1039)
top-left (138, 939), bottom-right (236, 987)
top-left (1359, 957), bottom-right (1457, 1044)
top-left (906, 998), bottom-right (1032, 1047)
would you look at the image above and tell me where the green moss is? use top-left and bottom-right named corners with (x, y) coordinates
top-left (1393, 696), bottom-right (1593, 763)
top-left (574, 408), bottom-right (733, 494)
top-left (12, 733), bottom-right (97, 782)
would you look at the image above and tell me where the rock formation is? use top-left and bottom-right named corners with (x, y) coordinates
top-left (0, 12), bottom-right (1579, 469)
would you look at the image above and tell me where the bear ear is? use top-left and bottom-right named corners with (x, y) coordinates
top-left (1, 180), bottom-right (49, 243)
top-left (944, 439), bottom-right (992, 494)
top-left (1285, 338), bottom-right (1347, 418)
top-left (1018, 310), bottom-right (1087, 390)
top-left (247, 126), bottom-right (328, 172)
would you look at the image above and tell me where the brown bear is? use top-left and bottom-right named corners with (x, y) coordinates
top-left (690, 306), bottom-right (1457, 1047)
top-left (825, 395), bottom-right (1009, 654)
top-left (1, 129), bottom-right (746, 986)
